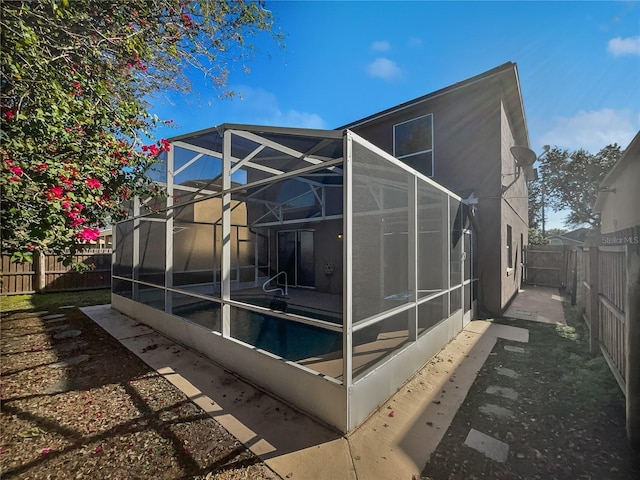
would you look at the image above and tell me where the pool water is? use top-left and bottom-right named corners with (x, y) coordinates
top-left (173, 295), bottom-right (343, 362)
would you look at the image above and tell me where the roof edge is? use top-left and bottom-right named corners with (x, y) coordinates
top-left (338, 62), bottom-right (519, 130)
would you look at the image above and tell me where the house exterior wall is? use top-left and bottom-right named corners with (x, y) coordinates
top-left (598, 156), bottom-right (640, 235)
top-left (500, 101), bottom-right (528, 310)
top-left (347, 78), bottom-right (525, 314)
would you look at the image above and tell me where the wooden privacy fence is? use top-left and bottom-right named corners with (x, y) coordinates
top-left (524, 245), bottom-right (576, 289)
top-left (576, 243), bottom-right (640, 448)
top-left (1, 250), bottom-right (112, 295)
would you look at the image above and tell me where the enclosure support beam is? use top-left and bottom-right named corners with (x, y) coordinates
top-left (165, 145), bottom-right (174, 313)
top-left (343, 132), bottom-right (353, 430)
top-left (444, 197), bottom-right (451, 318)
top-left (408, 176), bottom-right (418, 341)
top-left (132, 197), bottom-right (140, 300)
top-left (221, 129), bottom-right (232, 337)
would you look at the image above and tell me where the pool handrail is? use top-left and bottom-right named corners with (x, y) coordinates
top-left (262, 271), bottom-right (288, 296)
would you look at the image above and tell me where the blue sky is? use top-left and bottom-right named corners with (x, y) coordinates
top-left (151, 1), bottom-right (640, 229)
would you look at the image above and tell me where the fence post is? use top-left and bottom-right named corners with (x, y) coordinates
top-left (571, 247), bottom-right (578, 305)
top-left (626, 242), bottom-right (640, 450)
top-left (33, 250), bottom-right (46, 293)
top-left (575, 248), bottom-right (583, 311)
top-left (588, 247), bottom-right (600, 353)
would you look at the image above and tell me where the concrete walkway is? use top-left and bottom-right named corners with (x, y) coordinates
top-left (81, 305), bottom-right (531, 480)
top-left (503, 285), bottom-right (567, 325)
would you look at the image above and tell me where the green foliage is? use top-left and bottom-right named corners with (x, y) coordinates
top-left (533, 144), bottom-right (623, 228)
top-left (1, 0), bottom-right (281, 263)
top-left (528, 227), bottom-right (547, 245)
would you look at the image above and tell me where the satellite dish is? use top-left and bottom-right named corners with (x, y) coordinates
top-left (510, 146), bottom-right (537, 167)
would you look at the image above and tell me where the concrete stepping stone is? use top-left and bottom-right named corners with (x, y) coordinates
top-left (57, 340), bottom-right (89, 352)
top-left (495, 366), bottom-right (520, 378)
top-left (44, 376), bottom-right (91, 394)
top-left (53, 329), bottom-right (82, 340)
top-left (464, 428), bottom-right (509, 463)
top-left (486, 385), bottom-right (519, 400)
top-left (42, 314), bottom-right (65, 321)
top-left (59, 305), bottom-right (76, 309)
top-left (43, 317), bottom-right (67, 324)
top-left (504, 345), bottom-right (525, 353)
top-left (45, 324), bottom-right (70, 332)
top-left (479, 403), bottom-right (515, 420)
top-left (48, 355), bottom-right (90, 369)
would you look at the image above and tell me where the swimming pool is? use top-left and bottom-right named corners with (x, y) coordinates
top-left (172, 295), bottom-right (343, 362)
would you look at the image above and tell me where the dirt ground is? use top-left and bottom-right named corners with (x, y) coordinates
top-left (2, 292), bottom-right (638, 480)
top-left (0, 299), bottom-right (277, 480)
top-left (421, 302), bottom-right (639, 480)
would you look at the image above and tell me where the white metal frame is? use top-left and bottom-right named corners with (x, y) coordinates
top-left (111, 124), bottom-right (472, 434)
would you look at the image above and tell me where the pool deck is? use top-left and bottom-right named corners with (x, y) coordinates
top-left (82, 303), bottom-right (529, 479)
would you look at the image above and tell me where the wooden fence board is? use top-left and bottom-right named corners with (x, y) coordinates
top-left (1, 250), bottom-right (112, 295)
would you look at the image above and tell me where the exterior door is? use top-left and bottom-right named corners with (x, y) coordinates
top-left (277, 230), bottom-right (315, 288)
top-left (462, 230), bottom-right (473, 326)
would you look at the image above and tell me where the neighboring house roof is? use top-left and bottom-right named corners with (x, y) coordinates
top-left (547, 227), bottom-right (591, 245)
top-left (338, 61), bottom-right (529, 147)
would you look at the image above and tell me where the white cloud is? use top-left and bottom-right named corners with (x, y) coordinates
top-left (538, 108), bottom-right (640, 153)
top-left (261, 110), bottom-right (327, 129)
top-left (408, 36), bottom-right (422, 48)
top-left (227, 85), bottom-right (327, 129)
top-left (607, 36), bottom-right (640, 56)
top-left (371, 40), bottom-right (391, 52)
top-left (367, 57), bottom-right (404, 82)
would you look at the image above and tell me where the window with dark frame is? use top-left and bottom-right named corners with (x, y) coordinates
top-left (393, 114), bottom-right (433, 177)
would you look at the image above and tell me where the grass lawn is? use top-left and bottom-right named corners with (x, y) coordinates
top-left (0, 289), bottom-right (111, 313)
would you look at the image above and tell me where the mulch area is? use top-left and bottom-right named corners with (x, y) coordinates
top-left (421, 313), bottom-right (640, 480)
top-left (0, 306), bottom-right (278, 480)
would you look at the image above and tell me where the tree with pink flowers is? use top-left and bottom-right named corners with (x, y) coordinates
top-left (1, 0), bottom-right (281, 264)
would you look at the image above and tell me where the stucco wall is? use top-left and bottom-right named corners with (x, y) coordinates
top-left (599, 157), bottom-right (640, 234)
top-left (499, 101), bottom-right (529, 310)
top-left (348, 80), bottom-right (510, 314)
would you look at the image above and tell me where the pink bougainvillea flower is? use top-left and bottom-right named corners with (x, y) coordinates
top-left (8, 176), bottom-right (21, 182)
top-left (94, 445), bottom-right (103, 455)
top-left (34, 163), bottom-right (48, 172)
top-left (86, 178), bottom-right (102, 189)
top-left (9, 165), bottom-right (23, 176)
top-left (41, 447), bottom-right (51, 456)
top-left (71, 217), bottom-right (86, 227)
top-left (26, 244), bottom-right (35, 251)
top-left (46, 186), bottom-right (64, 200)
top-left (76, 227), bottom-right (100, 242)
top-left (4, 111), bottom-right (14, 120)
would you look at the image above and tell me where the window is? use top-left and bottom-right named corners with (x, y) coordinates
top-left (507, 225), bottom-right (513, 269)
top-left (393, 114), bottom-right (433, 177)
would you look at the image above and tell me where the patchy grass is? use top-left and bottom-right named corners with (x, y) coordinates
top-left (0, 289), bottom-right (111, 313)
top-left (422, 297), bottom-right (638, 480)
